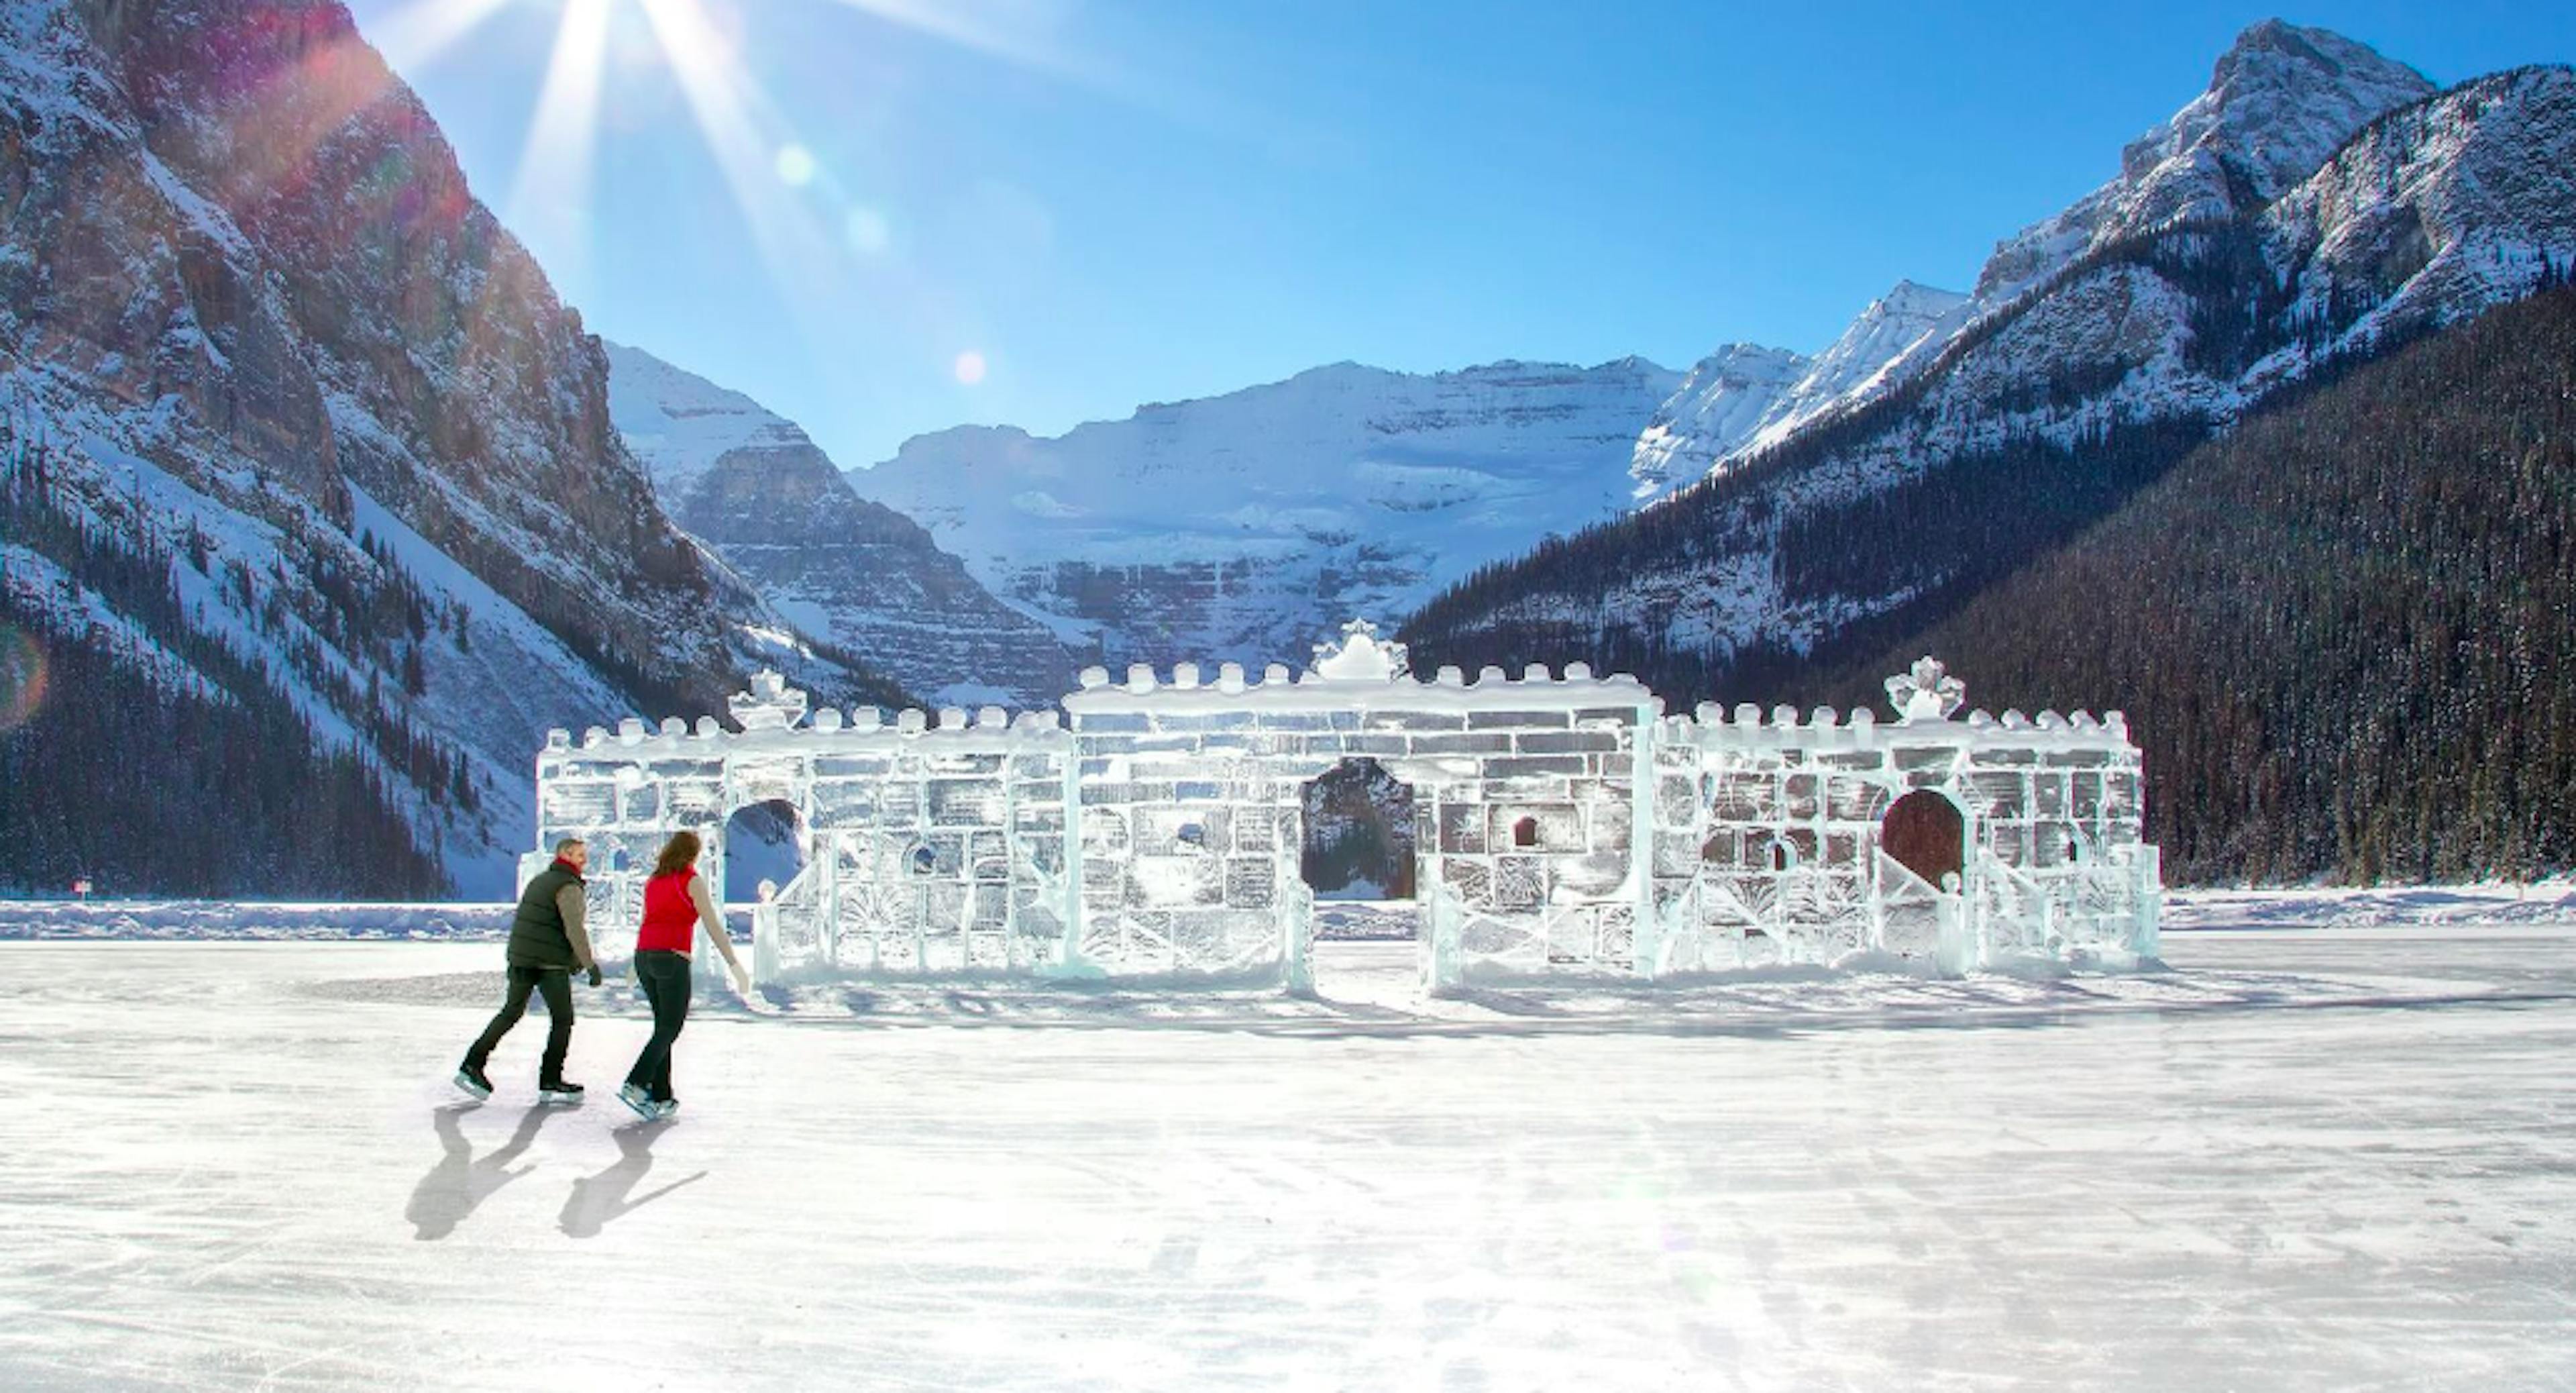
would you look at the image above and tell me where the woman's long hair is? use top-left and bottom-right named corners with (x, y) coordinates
top-left (651, 831), bottom-right (702, 879)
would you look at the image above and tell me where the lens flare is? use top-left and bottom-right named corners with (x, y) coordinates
top-left (775, 143), bottom-right (818, 187)
top-left (637, 0), bottom-right (849, 319)
top-left (845, 207), bottom-right (891, 254)
top-left (953, 351), bottom-right (988, 385)
top-left (0, 625), bottom-right (48, 732)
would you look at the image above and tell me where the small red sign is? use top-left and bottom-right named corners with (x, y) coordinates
top-left (71, 879), bottom-right (91, 896)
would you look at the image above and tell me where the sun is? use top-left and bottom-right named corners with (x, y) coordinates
top-left (361, 0), bottom-right (1092, 368)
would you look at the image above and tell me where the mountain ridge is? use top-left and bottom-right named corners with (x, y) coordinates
top-left (1403, 26), bottom-right (2575, 709)
top-left (847, 353), bottom-right (1684, 672)
top-left (0, 0), bottom-right (896, 895)
top-left (604, 340), bottom-right (1078, 708)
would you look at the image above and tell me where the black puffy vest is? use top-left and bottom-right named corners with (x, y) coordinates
top-left (506, 861), bottom-right (584, 968)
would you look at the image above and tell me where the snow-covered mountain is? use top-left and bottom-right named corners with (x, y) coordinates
top-left (1629, 21), bottom-right (2436, 505)
top-left (849, 357), bottom-right (1683, 672)
top-left (0, 0), bottom-right (895, 896)
top-left (606, 341), bottom-right (822, 501)
top-left (1626, 344), bottom-right (1803, 500)
top-left (604, 342), bottom-right (1077, 708)
top-left (1973, 20), bottom-right (2438, 305)
top-left (1411, 22), bottom-right (2576, 689)
top-left (1628, 282), bottom-right (1971, 502)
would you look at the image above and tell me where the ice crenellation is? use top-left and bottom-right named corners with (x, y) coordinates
top-left (535, 640), bottom-right (2159, 989)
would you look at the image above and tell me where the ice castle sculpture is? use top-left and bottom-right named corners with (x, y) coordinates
top-left (529, 624), bottom-right (2161, 990)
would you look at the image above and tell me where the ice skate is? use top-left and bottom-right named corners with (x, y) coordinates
top-left (453, 1062), bottom-right (493, 1101)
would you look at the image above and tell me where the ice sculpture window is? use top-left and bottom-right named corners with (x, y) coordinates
top-left (1770, 842), bottom-right (1792, 872)
top-left (1177, 823), bottom-right (1206, 848)
top-left (610, 848), bottom-right (631, 873)
top-left (1512, 817), bottom-right (1538, 849)
top-left (909, 844), bottom-right (938, 876)
top-left (1882, 789), bottom-right (1965, 887)
top-left (1301, 757), bottom-right (1416, 900)
top-left (723, 798), bottom-right (806, 905)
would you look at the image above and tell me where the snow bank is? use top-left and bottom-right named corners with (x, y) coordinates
top-left (2165, 881), bottom-right (2576, 930)
top-left (0, 900), bottom-right (512, 941)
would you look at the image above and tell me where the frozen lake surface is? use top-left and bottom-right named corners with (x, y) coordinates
top-left (0, 892), bottom-right (2571, 1390)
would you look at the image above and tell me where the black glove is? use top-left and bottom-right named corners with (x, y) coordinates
top-left (586, 964), bottom-right (603, 988)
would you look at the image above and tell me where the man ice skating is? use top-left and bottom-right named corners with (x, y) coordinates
top-left (456, 838), bottom-right (600, 1104)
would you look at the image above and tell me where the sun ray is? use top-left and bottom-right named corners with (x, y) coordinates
top-left (366, 0), bottom-right (515, 76)
top-left (630, 0), bottom-right (991, 398)
top-left (822, 0), bottom-right (1119, 94)
top-left (634, 0), bottom-right (858, 326)
top-left (506, 0), bottom-right (615, 292)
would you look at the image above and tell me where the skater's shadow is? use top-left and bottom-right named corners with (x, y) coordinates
top-left (558, 1121), bottom-right (706, 1239)
top-left (407, 1103), bottom-right (559, 1241)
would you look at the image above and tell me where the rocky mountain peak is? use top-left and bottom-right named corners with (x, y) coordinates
top-left (1628, 344), bottom-right (1807, 499)
top-left (2130, 20), bottom-right (2433, 196)
top-left (847, 355), bottom-right (1684, 671)
top-left (1977, 21), bottom-right (2432, 303)
top-left (1627, 279), bottom-right (1971, 501)
top-left (603, 340), bottom-right (816, 499)
top-left (604, 343), bottom-right (1077, 707)
top-left (0, 0), bottom-right (899, 894)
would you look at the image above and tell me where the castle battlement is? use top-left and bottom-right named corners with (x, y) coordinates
top-left (530, 622), bottom-right (2159, 990)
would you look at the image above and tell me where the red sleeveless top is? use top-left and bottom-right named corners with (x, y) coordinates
top-left (637, 868), bottom-right (701, 954)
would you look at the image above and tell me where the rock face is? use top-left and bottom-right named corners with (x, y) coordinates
top-left (1626, 344), bottom-right (1805, 500)
top-left (848, 356), bottom-right (1683, 673)
top-left (1974, 19), bottom-right (2437, 303)
top-left (604, 342), bottom-right (1077, 709)
top-left (0, 0), bottom-right (890, 894)
top-left (1629, 21), bottom-right (2434, 505)
top-left (1628, 282), bottom-right (1972, 503)
top-left (1409, 24), bottom-right (2576, 694)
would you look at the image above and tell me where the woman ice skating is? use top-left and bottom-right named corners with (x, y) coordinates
top-left (457, 838), bottom-right (600, 1104)
top-left (621, 830), bottom-right (753, 1121)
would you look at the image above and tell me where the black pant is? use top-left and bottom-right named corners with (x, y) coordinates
top-left (466, 966), bottom-right (575, 1086)
top-left (625, 950), bottom-right (692, 1103)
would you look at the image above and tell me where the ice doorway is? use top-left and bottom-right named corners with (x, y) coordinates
top-left (1300, 757), bottom-right (1421, 950)
top-left (1881, 789), bottom-right (1966, 890)
top-left (722, 798), bottom-right (809, 908)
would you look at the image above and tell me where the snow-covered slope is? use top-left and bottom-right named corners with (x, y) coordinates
top-left (849, 357), bottom-right (1682, 670)
top-left (1633, 21), bottom-right (2434, 503)
top-left (604, 341), bottom-right (820, 501)
top-left (1629, 283), bottom-right (1971, 502)
top-left (1626, 344), bottom-right (1804, 500)
top-left (1413, 23), bottom-right (2576, 686)
top-left (605, 342), bottom-right (1077, 708)
top-left (0, 0), bottom-right (894, 896)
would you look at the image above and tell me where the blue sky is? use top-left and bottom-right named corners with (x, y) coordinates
top-left (344, 0), bottom-right (2569, 470)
